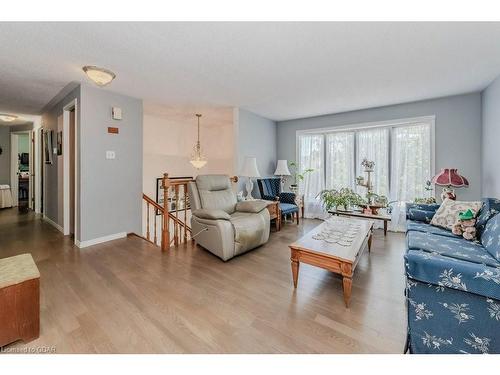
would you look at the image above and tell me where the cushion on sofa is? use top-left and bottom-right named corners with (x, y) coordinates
top-left (407, 230), bottom-right (499, 267)
top-left (405, 249), bottom-right (500, 300)
top-left (430, 198), bottom-right (482, 230)
top-left (407, 220), bottom-right (460, 238)
top-left (481, 213), bottom-right (500, 262)
top-left (476, 198), bottom-right (500, 239)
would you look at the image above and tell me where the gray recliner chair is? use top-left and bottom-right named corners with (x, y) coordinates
top-left (188, 175), bottom-right (270, 261)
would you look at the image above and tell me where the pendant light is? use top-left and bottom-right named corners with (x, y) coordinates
top-left (189, 114), bottom-right (207, 169)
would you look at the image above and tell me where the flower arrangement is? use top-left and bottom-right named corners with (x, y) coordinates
top-left (361, 158), bottom-right (375, 171)
top-left (317, 188), bottom-right (366, 212)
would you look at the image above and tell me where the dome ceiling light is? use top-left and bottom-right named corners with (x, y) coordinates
top-left (0, 114), bottom-right (18, 122)
top-left (82, 65), bottom-right (116, 87)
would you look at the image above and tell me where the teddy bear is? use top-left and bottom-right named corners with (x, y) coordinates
top-left (452, 209), bottom-right (477, 240)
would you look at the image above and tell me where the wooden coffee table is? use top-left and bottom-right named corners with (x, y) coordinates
top-left (289, 218), bottom-right (374, 307)
top-left (329, 209), bottom-right (391, 236)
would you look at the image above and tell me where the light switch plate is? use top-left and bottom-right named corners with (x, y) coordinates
top-left (112, 107), bottom-right (122, 120)
top-left (53, 147), bottom-right (57, 154)
top-left (106, 151), bottom-right (116, 160)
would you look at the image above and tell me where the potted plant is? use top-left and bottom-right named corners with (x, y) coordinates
top-left (317, 188), bottom-right (366, 212)
top-left (288, 161), bottom-right (314, 193)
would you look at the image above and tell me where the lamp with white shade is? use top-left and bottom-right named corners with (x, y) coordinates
top-left (274, 159), bottom-right (291, 192)
top-left (240, 157), bottom-right (261, 200)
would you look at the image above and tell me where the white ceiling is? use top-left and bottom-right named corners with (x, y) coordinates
top-left (1, 22), bottom-right (500, 121)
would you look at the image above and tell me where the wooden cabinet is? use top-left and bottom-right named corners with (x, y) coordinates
top-left (265, 200), bottom-right (281, 231)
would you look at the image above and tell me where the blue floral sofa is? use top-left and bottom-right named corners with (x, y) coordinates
top-left (404, 198), bottom-right (500, 354)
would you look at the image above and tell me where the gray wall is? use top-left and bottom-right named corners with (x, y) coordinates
top-left (0, 126), bottom-right (10, 184)
top-left (481, 76), bottom-right (500, 198)
top-left (42, 84), bottom-right (143, 243)
top-left (79, 85), bottom-right (143, 241)
top-left (236, 109), bottom-right (277, 196)
top-left (277, 93), bottom-right (483, 201)
top-left (42, 86), bottom-right (81, 227)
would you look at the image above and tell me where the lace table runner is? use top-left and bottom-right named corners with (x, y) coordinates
top-left (312, 217), bottom-right (362, 246)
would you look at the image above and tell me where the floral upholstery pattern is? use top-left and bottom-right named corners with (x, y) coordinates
top-left (408, 208), bottom-right (435, 223)
top-left (407, 279), bottom-right (500, 353)
top-left (481, 213), bottom-right (500, 262)
top-left (476, 198), bottom-right (500, 239)
top-left (407, 220), bottom-right (460, 238)
top-left (405, 198), bottom-right (500, 354)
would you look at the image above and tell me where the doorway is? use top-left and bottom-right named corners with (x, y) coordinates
top-left (10, 131), bottom-right (33, 213)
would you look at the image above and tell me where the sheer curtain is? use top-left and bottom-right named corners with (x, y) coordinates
top-left (298, 134), bottom-right (326, 219)
top-left (356, 128), bottom-right (390, 197)
top-left (390, 123), bottom-right (431, 231)
top-left (326, 132), bottom-right (355, 190)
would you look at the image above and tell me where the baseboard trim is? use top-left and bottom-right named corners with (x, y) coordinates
top-left (43, 214), bottom-right (64, 233)
top-left (75, 232), bottom-right (127, 248)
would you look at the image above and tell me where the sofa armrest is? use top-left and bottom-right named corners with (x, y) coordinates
top-left (407, 208), bottom-right (435, 223)
top-left (235, 200), bottom-right (268, 213)
top-left (406, 203), bottom-right (440, 220)
top-left (192, 209), bottom-right (231, 220)
top-left (279, 192), bottom-right (296, 204)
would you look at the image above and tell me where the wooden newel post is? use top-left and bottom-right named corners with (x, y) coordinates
top-left (161, 173), bottom-right (170, 251)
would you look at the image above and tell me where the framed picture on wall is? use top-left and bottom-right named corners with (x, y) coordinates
top-left (57, 131), bottom-right (62, 156)
top-left (43, 130), bottom-right (53, 164)
top-left (155, 176), bottom-right (192, 215)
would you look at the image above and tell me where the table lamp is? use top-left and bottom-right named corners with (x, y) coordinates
top-left (274, 160), bottom-right (291, 192)
top-left (431, 168), bottom-right (469, 200)
top-left (241, 157), bottom-right (261, 200)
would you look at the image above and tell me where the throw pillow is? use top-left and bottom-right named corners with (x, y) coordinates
top-left (481, 213), bottom-right (500, 262)
top-left (476, 198), bottom-right (500, 239)
top-left (430, 198), bottom-right (482, 231)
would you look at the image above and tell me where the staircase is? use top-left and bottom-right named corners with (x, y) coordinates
top-left (142, 173), bottom-right (193, 251)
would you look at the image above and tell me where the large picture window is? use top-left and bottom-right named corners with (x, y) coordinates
top-left (296, 117), bottom-right (434, 224)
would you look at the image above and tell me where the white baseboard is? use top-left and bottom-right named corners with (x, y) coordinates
top-left (75, 232), bottom-right (127, 248)
top-left (43, 214), bottom-right (64, 233)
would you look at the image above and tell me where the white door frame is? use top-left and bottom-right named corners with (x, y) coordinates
top-left (10, 133), bottom-right (20, 205)
top-left (10, 130), bottom-right (34, 207)
top-left (62, 99), bottom-right (79, 241)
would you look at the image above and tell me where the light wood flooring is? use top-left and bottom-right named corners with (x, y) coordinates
top-left (0, 208), bottom-right (407, 353)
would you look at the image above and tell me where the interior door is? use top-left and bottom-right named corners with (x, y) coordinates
top-left (10, 134), bottom-right (19, 205)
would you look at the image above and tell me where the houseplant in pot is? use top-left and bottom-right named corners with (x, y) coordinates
top-left (318, 188), bottom-right (366, 212)
top-left (288, 161), bottom-right (314, 194)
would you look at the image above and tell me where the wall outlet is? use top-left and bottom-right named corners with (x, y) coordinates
top-left (106, 151), bottom-right (116, 160)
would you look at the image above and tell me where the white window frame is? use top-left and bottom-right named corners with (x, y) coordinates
top-left (295, 115), bottom-right (436, 195)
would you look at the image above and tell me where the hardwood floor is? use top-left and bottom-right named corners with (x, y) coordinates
top-left (0, 208), bottom-right (407, 353)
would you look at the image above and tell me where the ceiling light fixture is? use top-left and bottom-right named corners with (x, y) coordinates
top-left (82, 65), bottom-right (116, 87)
top-left (189, 114), bottom-right (207, 169)
top-left (0, 114), bottom-right (18, 122)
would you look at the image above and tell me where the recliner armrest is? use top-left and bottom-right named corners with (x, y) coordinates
top-left (235, 200), bottom-right (268, 213)
top-left (192, 209), bottom-right (231, 220)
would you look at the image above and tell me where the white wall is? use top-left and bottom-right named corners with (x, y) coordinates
top-left (142, 104), bottom-right (235, 199)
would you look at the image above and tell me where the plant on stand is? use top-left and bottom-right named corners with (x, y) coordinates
top-left (317, 188), bottom-right (366, 212)
top-left (288, 161), bottom-right (314, 193)
top-left (414, 180), bottom-right (437, 204)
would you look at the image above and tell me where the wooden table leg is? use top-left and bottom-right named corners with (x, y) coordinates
top-left (368, 230), bottom-right (373, 252)
top-left (290, 249), bottom-right (300, 288)
top-left (384, 221), bottom-right (387, 236)
top-left (342, 276), bottom-right (352, 308)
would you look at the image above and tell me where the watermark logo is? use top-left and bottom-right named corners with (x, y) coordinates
top-left (0, 345), bottom-right (56, 354)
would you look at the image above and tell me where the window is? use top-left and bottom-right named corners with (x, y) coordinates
top-left (297, 117), bottom-right (433, 220)
top-left (325, 132), bottom-right (355, 191)
top-left (356, 128), bottom-right (389, 197)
